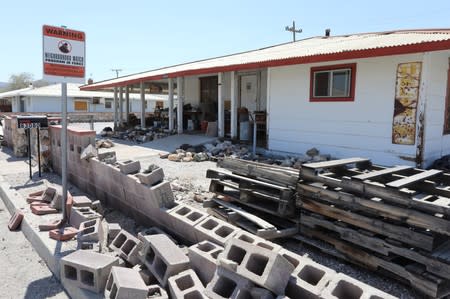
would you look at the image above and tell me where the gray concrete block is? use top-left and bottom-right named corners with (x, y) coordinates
top-left (194, 216), bottom-right (241, 246)
top-left (72, 195), bottom-right (92, 207)
top-left (139, 234), bottom-right (190, 287)
top-left (320, 273), bottom-right (397, 299)
top-left (105, 266), bottom-right (148, 299)
top-left (205, 266), bottom-right (254, 299)
top-left (188, 240), bottom-right (223, 285)
top-left (77, 241), bottom-right (101, 252)
top-left (134, 180), bottom-right (175, 211)
top-left (285, 257), bottom-right (335, 299)
top-left (137, 226), bottom-right (172, 241)
top-left (147, 284), bottom-right (169, 299)
top-left (109, 229), bottom-right (142, 266)
top-left (107, 223), bottom-right (122, 244)
top-left (169, 204), bottom-right (208, 243)
top-left (168, 269), bottom-right (207, 299)
top-left (219, 238), bottom-right (294, 295)
top-left (60, 250), bottom-right (119, 293)
top-left (77, 218), bottom-right (104, 243)
top-left (117, 159), bottom-right (141, 174)
top-left (279, 249), bottom-right (307, 272)
top-left (135, 165), bottom-right (164, 186)
top-left (69, 207), bottom-right (101, 229)
top-left (97, 151), bottom-right (117, 164)
top-left (132, 264), bottom-right (158, 286)
top-left (234, 231), bottom-right (282, 253)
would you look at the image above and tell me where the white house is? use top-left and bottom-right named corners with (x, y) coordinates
top-left (0, 83), bottom-right (168, 114)
top-left (81, 29), bottom-right (450, 168)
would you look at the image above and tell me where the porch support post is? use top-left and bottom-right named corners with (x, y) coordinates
top-left (125, 86), bottom-right (130, 123)
top-left (168, 78), bottom-right (174, 131)
top-left (230, 71), bottom-right (237, 139)
top-left (140, 82), bottom-right (146, 128)
top-left (119, 86), bottom-right (124, 126)
top-left (113, 87), bottom-right (118, 129)
top-left (218, 72), bottom-right (224, 138)
top-left (177, 77), bottom-right (183, 134)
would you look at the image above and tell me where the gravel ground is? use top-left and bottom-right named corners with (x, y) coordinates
top-left (0, 192), bottom-right (68, 299)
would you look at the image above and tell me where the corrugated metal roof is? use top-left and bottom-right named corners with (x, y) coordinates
top-left (0, 83), bottom-right (168, 101)
top-left (82, 29), bottom-right (450, 90)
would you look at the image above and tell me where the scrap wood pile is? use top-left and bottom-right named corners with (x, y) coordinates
top-left (208, 157), bottom-right (450, 298)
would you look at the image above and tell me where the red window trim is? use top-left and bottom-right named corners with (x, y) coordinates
top-left (309, 63), bottom-right (357, 102)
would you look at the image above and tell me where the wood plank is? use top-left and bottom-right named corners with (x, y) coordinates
top-left (297, 227), bottom-right (450, 299)
top-left (298, 183), bottom-right (450, 236)
top-left (301, 197), bottom-right (437, 251)
top-left (302, 157), bottom-right (370, 170)
top-left (300, 213), bottom-right (450, 278)
top-left (387, 169), bottom-right (442, 188)
top-left (352, 165), bottom-right (413, 181)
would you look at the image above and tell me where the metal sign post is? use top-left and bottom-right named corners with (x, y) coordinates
top-left (42, 24), bottom-right (86, 228)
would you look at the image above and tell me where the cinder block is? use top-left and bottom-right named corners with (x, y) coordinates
top-left (135, 165), bottom-right (164, 186)
top-left (320, 273), bottom-right (397, 299)
top-left (147, 284), bottom-right (169, 299)
top-left (285, 257), bottom-right (335, 299)
top-left (234, 231), bottom-right (282, 253)
top-left (104, 266), bottom-right (148, 299)
top-left (188, 240), bottom-right (224, 285)
top-left (219, 238), bottom-right (294, 294)
top-left (134, 180), bottom-right (175, 211)
top-left (60, 250), bottom-right (119, 293)
top-left (137, 226), bottom-right (178, 245)
top-left (205, 266), bottom-right (254, 299)
top-left (107, 223), bottom-right (122, 244)
top-left (109, 229), bottom-right (142, 266)
top-left (72, 195), bottom-right (92, 207)
top-left (8, 209), bottom-right (24, 231)
top-left (139, 234), bottom-right (190, 287)
top-left (279, 249), bottom-right (306, 273)
top-left (117, 160), bottom-right (141, 174)
top-left (168, 269), bottom-right (207, 299)
top-left (194, 216), bottom-right (241, 246)
top-left (77, 241), bottom-right (101, 252)
top-left (169, 204), bottom-right (208, 243)
top-left (97, 151), bottom-right (116, 164)
top-left (132, 264), bottom-right (157, 286)
top-left (69, 207), bottom-right (101, 229)
top-left (77, 218), bottom-right (104, 243)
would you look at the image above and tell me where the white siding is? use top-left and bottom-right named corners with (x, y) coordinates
top-left (423, 50), bottom-right (450, 167)
top-left (268, 53), bottom-right (424, 166)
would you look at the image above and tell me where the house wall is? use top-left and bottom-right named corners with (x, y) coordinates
top-left (423, 50), bottom-right (450, 166)
top-left (267, 53), bottom-right (428, 167)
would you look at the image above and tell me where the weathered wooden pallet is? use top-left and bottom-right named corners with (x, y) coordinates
top-left (300, 212), bottom-right (450, 279)
top-left (217, 158), bottom-right (299, 187)
top-left (297, 226), bottom-right (450, 298)
top-left (300, 197), bottom-right (441, 251)
top-left (203, 198), bottom-right (298, 239)
top-left (300, 158), bottom-right (450, 217)
top-left (297, 182), bottom-right (450, 236)
top-left (209, 179), bottom-right (296, 217)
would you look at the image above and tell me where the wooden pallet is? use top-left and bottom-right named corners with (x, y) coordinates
top-left (217, 158), bottom-right (299, 187)
top-left (297, 225), bottom-right (450, 298)
top-left (297, 182), bottom-right (450, 236)
top-left (300, 158), bottom-right (450, 216)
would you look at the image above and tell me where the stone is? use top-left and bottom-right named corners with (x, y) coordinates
top-left (80, 144), bottom-right (97, 160)
top-left (306, 147), bottom-right (319, 157)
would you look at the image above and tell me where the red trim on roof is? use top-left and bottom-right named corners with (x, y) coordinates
top-left (81, 39), bottom-right (450, 91)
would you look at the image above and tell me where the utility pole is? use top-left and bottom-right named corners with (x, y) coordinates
top-left (111, 69), bottom-right (122, 78)
top-left (285, 20), bottom-right (302, 42)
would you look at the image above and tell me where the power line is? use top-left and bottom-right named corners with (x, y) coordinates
top-left (285, 20), bottom-right (302, 42)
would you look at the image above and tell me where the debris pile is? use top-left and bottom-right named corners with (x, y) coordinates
top-left (102, 126), bottom-right (176, 144)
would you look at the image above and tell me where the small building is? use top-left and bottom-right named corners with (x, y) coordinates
top-left (0, 83), bottom-right (167, 115)
top-left (81, 29), bottom-right (450, 167)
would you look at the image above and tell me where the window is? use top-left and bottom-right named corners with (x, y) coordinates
top-left (104, 99), bottom-right (112, 109)
top-left (310, 63), bottom-right (356, 102)
top-left (92, 97), bottom-right (100, 105)
top-left (74, 100), bottom-right (88, 111)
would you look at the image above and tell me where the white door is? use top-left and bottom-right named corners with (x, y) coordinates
top-left (240, 75), bottom-right (258, 112)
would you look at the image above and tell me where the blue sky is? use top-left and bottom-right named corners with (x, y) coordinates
top-left (1, 0), bottom-right (449, 83)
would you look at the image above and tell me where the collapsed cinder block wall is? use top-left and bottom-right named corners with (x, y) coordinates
top-left (48, 125), bottom-right (175, 228)
top-left (3, 116), bottom-right (27, 157)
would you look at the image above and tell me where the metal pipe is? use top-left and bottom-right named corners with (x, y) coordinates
top-left (27, 129), bottom-right (31, 179)
top-left (37, 128), bottom-right (41, 177)
top-left (61, 82), bottom-right (68, 223)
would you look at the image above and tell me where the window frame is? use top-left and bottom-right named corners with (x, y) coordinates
top-left (443, 60), bottom-right (450, 134)
top-left (310, 63), bottom-right (357, 102)
top-left (74, 99), bottom-right (88, 111)
top-left (104, 98), bottom-right (113, 109)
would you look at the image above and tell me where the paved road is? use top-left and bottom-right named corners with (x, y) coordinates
top-left (0, 198), bottom-right (68, 299)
